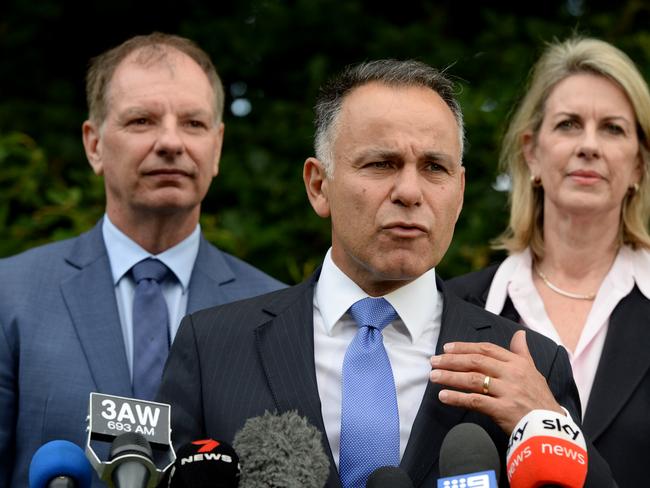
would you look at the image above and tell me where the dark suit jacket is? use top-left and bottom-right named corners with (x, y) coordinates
top-left (448, 264), bottom-right (647, 487)
top-left (0, 220), bottom-right (285, 488)
top-left (158, 271), bottom-right (614, 487)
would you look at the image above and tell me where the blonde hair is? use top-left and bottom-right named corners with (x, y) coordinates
top-left (494, 37), bottom-right (650, 258)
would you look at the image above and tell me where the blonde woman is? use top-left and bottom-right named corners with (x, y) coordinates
top-left (448, 37), bottom-right (650, 487)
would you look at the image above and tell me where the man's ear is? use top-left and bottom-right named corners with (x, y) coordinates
top-left (455, 165), bottom-right (465, 222)
top-left (303, 157), bottom-right (331, 218)
top-left (82, 120), bottom-right (104, 175)
top-left (211, 122), bottom-right (225, 177)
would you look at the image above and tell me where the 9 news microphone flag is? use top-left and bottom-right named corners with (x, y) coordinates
top-left (437, 423), bottom-right (499, 488)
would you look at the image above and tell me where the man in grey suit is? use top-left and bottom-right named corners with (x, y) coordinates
top-left (0, 33), bottom-right (283, 487)
top-left (158, 60), bottom-right (614, 486)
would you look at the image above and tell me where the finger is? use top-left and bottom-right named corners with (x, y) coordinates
top-left (438, 387), bottom-right (522, 434)
top-left (430, 369), bottom-right (498, 396)
top-left (437, 387), bottom-right (499, 413)
top-left (509, 330), bottom-right (534, 363)
top-left (430, 352), bottom-right (501, 377)
top-left (442, 340), bottom-right (515, 362)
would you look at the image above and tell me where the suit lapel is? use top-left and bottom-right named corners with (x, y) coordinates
top-left (253, 274), bottom-right (341, 486)
top-left (254, 277), bottom-right (322, 418)
top-left (401, 281), bottom-right (491, 486)
top-left (60, 223), bottom-right (132, 396)
top-left (583, 287), bottom-right (650, 441)
top-left (186, 236), bottom-right (236, 313)
top-left (457, 266), bottom-right (521, 324)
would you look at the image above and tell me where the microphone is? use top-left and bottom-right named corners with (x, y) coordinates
top-left (29, 440), bottom-right (93, 488)
top-left (157, 439), bottom-right (240, 487)
top-left (85, 393), bottom-right (176, 487)
top-left (366, 466), bottom-right (414, 487)
top-left (437, 423), bottom-right (500, 488)
top-left (506, 409), bottom-right (587, 488)
top-left (233, 410), bottom-right (330, 488)
top-left (106, 432), bottom-right (157, 488)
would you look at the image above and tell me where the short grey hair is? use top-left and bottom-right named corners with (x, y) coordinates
top-left (86, 32), bottom-right (224, 125)
top-left (313, 59), bottom-right (465, 176)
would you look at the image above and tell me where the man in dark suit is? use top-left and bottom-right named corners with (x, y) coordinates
top-left (158, 60), bottom-right (613, 486)
top-left (0, 33), bottom-right (283, 487)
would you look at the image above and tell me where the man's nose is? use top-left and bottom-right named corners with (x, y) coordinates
top-left (390, 165), bottom-right (423, 207)
top-left (154, 121), bottom-right (184, 159)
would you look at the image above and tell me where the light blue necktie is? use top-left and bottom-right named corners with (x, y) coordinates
top-left (339, 297), bottom-right (400, 488)
top-left (131, 258), bottom-right (170, 401)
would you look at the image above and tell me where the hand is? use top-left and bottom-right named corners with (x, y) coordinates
top-left (429, 330), bottom-right (564, 434)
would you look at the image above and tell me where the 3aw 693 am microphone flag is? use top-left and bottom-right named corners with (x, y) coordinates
top-left (85, 393), bottom-right (176, 488)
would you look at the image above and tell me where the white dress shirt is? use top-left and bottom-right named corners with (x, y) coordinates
top-left (102, 215), bottom-right (200, 380)
top-left (313, 249), bottom-right (442, 467)
top-left (485, 246), bottom-right (650, 415)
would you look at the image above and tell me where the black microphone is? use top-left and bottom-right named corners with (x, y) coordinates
top-left (105, 432), bottom-right (157, 488)
top-left (366, 466), bottom-right (414, 487)
top-left (29, 440), bottom-right (93, 488)
top-left (157, 439), bottom-right (240, 487)
top-left (233, 410), bottom-right (330, 488)
top-left (437, 423), bottom-right (500, 488)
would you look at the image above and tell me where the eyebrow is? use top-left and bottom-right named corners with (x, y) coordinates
top-left (552, 111), bottom-right (633, 124)
top-left (421, 151), bottom-right (455, 163)
top-left (357, 148), bottom-right (456, 164)
top-left (117, 106), bottom-right (214, 121)
top-left (119, 107), bottom-right (153, 118)
top-left (179, 109), bottom-right (213, 119)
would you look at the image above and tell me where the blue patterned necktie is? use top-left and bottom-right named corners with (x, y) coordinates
top-left (131, 258), bottom-right (171, 400)
top-left (339, 297), bottom-right (400, 488)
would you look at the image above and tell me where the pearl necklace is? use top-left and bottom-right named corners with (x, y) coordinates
top-left (534, 267), bottom-right (596, 301)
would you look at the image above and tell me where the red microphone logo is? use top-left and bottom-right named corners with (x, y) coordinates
top-left (507, 410), bottom-right (587, 488)
top-left (192, 439), bottom-right (220, 453)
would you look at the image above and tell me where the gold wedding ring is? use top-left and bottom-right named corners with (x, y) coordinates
top-left (482, 375), bottom-right (491, 395)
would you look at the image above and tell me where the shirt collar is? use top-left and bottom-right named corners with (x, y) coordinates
top-left (612, 246), bottom-right (650, 299)
top-left (315, 248), bottom-right (438, 343)
top-left (484, 249), bottom-right (530, 315)
top-left (484, 246), bottom-right (650, 316)
top-left (102, 215), bottom-right (200, 292)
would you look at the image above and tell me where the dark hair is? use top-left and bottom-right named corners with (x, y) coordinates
top-left (86, 32), bottom-right (224, 124)
top-left (313, 59), bottom-right (464, 174)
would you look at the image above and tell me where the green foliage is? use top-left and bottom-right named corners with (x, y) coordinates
top-left (2, 0), bottom-right (650, 282)
top-left (0, 132), bottom-right (104, 256)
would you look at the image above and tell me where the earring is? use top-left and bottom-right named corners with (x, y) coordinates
top-left (627, 183), bottom-right (639, 197)
top-left (530, 175), bottom-right (542, 187)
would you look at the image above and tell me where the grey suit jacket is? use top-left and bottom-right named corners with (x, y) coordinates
top-left (448, 264), bottom-right (649, 487)
top-left (158, 271), bottom-right (614, 487)
top-left (0, 220), bottom-right (284, 487)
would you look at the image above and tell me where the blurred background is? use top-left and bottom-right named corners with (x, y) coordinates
top-left (1, 0), bottom-right (649, 284)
